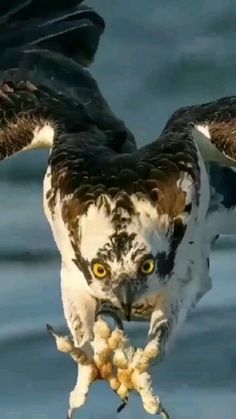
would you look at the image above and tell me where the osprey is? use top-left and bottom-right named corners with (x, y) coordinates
top-left (1, 0), bottom-right (236, 413)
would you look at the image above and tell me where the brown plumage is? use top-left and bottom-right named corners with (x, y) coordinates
top-left (163, 94), bottom-right (236, 160)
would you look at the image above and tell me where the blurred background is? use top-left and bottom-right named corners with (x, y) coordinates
top-left (0, 0), bottom-right (236, 418)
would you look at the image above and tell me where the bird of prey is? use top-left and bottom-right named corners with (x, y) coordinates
top-left (1, 0), bottom-right (236, 404)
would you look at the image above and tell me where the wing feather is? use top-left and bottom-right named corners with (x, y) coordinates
top-left (0, 1), bottom-right (136, 160)
top-left (162, 95), bottom-right (236, 165)
top-left (0, 0), bottom-right (105, 67)
top-left (162, 96), bottom-right (236, 237)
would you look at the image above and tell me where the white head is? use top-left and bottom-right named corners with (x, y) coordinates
top-left (73, 193), bottom-right (186, 320)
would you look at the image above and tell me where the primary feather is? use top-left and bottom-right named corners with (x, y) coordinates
top-left (0, 0), bottom-right (105, 67)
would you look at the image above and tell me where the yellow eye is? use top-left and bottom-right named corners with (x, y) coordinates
top-left (92, 262), bottom-right (108, 279)
top-left (140, 257), bottom-right (155, 275)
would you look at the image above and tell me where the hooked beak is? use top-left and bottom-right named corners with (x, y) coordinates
top-left (119, 281), bottom-right (136, 321)
top-left (95, 300), bottom-right (124, 330)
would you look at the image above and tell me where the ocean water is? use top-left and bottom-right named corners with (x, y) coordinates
top-left (0, 1), bottom-right (236, 418)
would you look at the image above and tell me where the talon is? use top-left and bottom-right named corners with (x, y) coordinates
top-left (46, 323), bottom-right (56, 337)
top-left (117, 404), bottom-right (125, 413)
top-left (117, 397), bottom-right (128, 413)
top-left (159, 406), bottom-right (170, 419)
top-left (67, 407), bottom-right (73, 419)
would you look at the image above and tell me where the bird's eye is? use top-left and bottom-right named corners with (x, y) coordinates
top-left (92, 262), bottom-right (108, 279)
top-left (140, 257), bottom-right (155, 275)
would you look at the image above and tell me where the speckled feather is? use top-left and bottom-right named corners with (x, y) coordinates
top-left (48, 129), bottom-right (199, 214)
top-left (163, 95), bottom-right (236, 160)
top-left (0, 0), bottom-right (105, 67)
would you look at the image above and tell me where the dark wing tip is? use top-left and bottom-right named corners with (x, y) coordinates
top-left (0, 0), bottom-right (83, 23)
top-left (0, 0), bottom-right (105, 67)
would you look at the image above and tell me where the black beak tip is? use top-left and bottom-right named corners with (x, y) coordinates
top-left (122, 304), bottom-right (132, 321)
top-left (126, 312), bottom-right (131, 321)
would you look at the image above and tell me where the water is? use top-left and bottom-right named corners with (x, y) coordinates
top-left (0, 1), bottom-right (236, 418)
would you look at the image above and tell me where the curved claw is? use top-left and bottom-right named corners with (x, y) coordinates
top-left (67, 408), bottom-right (73, 419)
top-left (159, 405), bottom-right (170, 419)
top-left (46, 323), bottom-right (56, 337)
top-left (117, 397), bottom-right (128, 413)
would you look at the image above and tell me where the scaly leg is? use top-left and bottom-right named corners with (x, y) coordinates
top-left (60, 264), bottom-right (97, 351)
top-left (47, 322), bottom-right (170, 418)
top-left (47, 323), bottom-right (98, 418)
top-left (147, 290), bottom-right (175, 362)
top-left (148, 274), bottom-right (202, 360)
top-left (47, 321), bottom-right (121, 418)
top-left (110, 329), bottom-right (169, 418)
top-left (67, 364), bottom-right (96, 419)
top-left (59, 265), bottom-right (99, 416)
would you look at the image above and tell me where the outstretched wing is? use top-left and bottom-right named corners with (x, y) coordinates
top-left (0, 71), bottom-right (135, 161)
top-left (0, 0), bottom-right (105, 67)
top-left (162, 95), bottom-right (236, 166)
top-left (162, 96), bottom-right (236, 239)
top-left (0, 0), bottom-right (136, 161)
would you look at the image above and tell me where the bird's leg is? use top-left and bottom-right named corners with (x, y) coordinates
top-left (109, 328), bottom-right (169, 418)
top-left (94, 315), bottom-right (128, 406)
top-left (58, 266), bottom-right (101, 416)
top-left (93, 311), bottom-right (130, 409)
top-left (60, 265), bottom-right (97, 354)
top-left (46, 325), bottom-right (95, 419)
top-left (95, 302), bottom-right (170, 417)
top-left (110, 328), bottom-right (135, 407)
top-left (46, 324), bottom-right (90, 365)
top-left (46, 318), bottom-right (126, 416)
top-left (67, 364), bottom-right (98, 419)
top-left (47, 322), bottom-right (170, 417)
top-left (65, 319), bottom-right (128, 417)
top-left (46, 324), bottom-right (96, 418)
top-left (147, 322), bottom-right (170, 363)
top-left (46, 323), bottom-right (103, 418)
top-left (131, 368), bottom-right (169, 418)
top-left (148, 273), bottom-right (204, 360)
top-left (147, 290), bottom-right (178, 362)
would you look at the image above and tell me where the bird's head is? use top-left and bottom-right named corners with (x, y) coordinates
top-left (73, 192), bottom-right (187, 321)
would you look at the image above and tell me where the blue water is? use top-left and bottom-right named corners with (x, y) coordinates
top-left (0, 1), bottom-right (236, 418)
